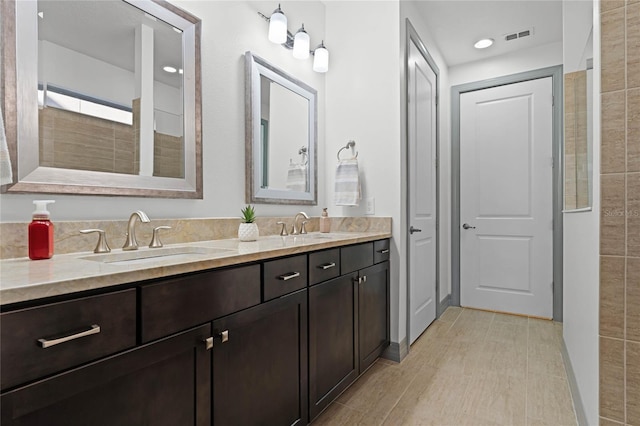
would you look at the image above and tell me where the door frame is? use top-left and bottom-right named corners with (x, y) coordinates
top-left (404, 19), bottom-right (441, 344)
top-left (451, 65), bottom-right (564, 321)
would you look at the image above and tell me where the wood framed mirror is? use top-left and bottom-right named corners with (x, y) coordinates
top-left (245, 51), bottom-right (317, 205)
top-left (1, 0), bottom-right (202, 198)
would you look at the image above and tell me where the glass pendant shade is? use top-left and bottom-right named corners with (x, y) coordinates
top-left (268, 6), bottom-right (287, 44)
top-left (313, 43), bottom-right (329, 73)
top-left (292, 25), bottom-right (310, 59)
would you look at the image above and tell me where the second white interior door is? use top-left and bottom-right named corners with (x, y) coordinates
top-left (459, 77), bottom-right (553, 319)
top-left (408, 38), bottom-right (437, 344)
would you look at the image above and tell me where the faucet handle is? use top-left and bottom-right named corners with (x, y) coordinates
top-left (276, 221), bottom-right (289, 236)
top-left (300, 221), bottom-right (309, 235)
top-left (149, 226), bottom-right (172, 248)
top-left (80, 229), bottom-right (111, 254)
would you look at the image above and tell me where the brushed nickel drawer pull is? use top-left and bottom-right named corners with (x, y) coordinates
top-left (37, 324), bottom-right (101, 348)
top-left (318, 262), bottom-right (336, 270)
top-left (378, 249), bottom-right (390, 254)
top-left (278, 272), bottom-right (300, 281)
top-left (219, 330), bottom-right (229, 343)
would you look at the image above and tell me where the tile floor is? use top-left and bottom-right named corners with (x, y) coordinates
top-left (313, 307), bottom-right (577, 426)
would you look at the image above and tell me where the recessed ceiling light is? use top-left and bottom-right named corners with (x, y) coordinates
top-left (163, 66), bottom-right (177, 73)
top-left (474, 38), bottom-right (494, 49)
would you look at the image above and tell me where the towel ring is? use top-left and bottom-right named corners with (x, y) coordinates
top-left (298, 146), bottom-right (308, 166)
top-left (337, 140), bottom-right (358, 161)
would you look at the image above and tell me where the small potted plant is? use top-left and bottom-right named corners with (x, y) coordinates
top-left (238, 205), bottom-right (259, 241)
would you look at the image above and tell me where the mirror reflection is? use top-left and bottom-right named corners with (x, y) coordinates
top-left (37, 0), bottom-right (184, 178)
top-left (3, 0), bottom-right (202, 198)
top-left (260, 76), bottom-right (309, 191)
top-left (245, 51), bottom-right (317, 205)
top-left (564, 67), bottom-right (592, 211)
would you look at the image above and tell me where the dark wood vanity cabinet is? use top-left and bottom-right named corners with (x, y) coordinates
top-left (1, 324), bottom-right (212, 426)
top-left (0, 238), bottom-right (390, 426)
top-left (212, 289), bottom-right (308, 425)
top-left (308, 273), bottom-right (358, 421)
top-left (358, 260), bottom-right (390, 373)
top-left (308, 241), bottom-right (390, 421)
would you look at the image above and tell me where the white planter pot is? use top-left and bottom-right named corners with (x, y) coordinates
top-left (238, 222), bottom-right (259, 241)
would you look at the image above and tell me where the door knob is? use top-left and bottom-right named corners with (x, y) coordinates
top-left (462, 223), bottom-right (476, 230)
top-left (409, 226), bottom-right (422, 234)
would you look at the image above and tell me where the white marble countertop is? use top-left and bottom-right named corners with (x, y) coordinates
top-left (0, 232), bottom-right (391, 306)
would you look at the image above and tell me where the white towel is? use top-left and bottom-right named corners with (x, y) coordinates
top-left (286, 161), bottom-right (307, 192)
top-left (0, 105), bottom-right (12, 185)
top-left (334, 158), bottom-right (361, 206)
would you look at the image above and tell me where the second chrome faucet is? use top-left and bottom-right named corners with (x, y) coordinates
top-left (277, 212), bottom-right (309, 236)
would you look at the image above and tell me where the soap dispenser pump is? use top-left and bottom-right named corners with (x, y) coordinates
top-left (29, 200), bottom-right (55, 260)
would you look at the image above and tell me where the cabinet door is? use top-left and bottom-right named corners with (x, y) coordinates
top-left (308, 274), bottom-right (358, 421)
top-left (212, 289), bottom-right (308, 426)
top-left (358, 261), bottom-right (390, 373)
top-left (1, 324), bottom-right (211, 426)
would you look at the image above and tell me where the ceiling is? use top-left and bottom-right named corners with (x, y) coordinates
top-left (38, 0), bottom-right (183, 88)
top-left (411, 0), bottom-right (563, 67)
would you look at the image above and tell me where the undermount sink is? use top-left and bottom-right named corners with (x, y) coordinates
top-left (80, 246), bottom-right (235, 266)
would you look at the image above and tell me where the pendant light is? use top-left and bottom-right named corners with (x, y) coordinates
top-left (292, 24), bottom-right (310, 59)
top-left (268, 4), bottom-right (287, 44)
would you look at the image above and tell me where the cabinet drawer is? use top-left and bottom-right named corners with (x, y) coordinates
top-left (308, 249), bottom-right (340, 286)
top-left (0, 289), bottom-right (136, 391)
top-left (140, 265), bottom-right (260, 343)
top-left (341, 242), bottom-right (374, 274)
top-left (263, 255), bottom-right (308, 301)
top-left (374, 239), bottom-right (390, 264)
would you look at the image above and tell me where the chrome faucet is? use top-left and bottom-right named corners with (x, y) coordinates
top-left (122, 210), bottom-right (150, 251)
top-left (291, 212), bottom-right (310, 235)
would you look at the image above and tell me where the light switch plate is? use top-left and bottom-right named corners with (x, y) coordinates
top-left (365, 197), bottom-right (375, 215)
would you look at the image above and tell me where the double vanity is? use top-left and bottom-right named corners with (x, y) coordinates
top-left (0, 230), bottom-right (391, 425)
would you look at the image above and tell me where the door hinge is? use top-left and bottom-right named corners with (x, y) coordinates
top-left (552, 95), bottom-right (555, 106)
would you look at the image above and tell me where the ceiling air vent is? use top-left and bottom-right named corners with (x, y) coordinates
top-left (504, 28), bottom-right (534, 42)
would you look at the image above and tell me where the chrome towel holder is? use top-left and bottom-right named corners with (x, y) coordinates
top-left (337, 140), bottom-right (358, 161)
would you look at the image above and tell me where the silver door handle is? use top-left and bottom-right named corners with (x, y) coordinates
top-left (378, 249), bottom-right (390, 254)
top-left (409, 226), bottom-right (422, 234)
top-left (462, 223), bottom-right (476, 230)
top-left (278, 272), bottom-right (300, 281)
top-left (37, 324), bottom-right (101, 348)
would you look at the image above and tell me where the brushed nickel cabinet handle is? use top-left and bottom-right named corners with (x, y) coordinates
top-left (362, 276), bottom-right (367, 283)
top-left (378, 249), bottom-right (389, 254)
top-left (278, 272), bottom-right (300, 281)
top-left (318, 262), bottom-right (336, 270)
top-left (219, 330), bottom-right (229, 343)
top-left (204, 337), bottom-right (214, 350)
top-left (37, 324), bottom-right (101, 348)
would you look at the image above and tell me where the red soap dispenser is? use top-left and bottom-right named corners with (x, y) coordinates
top-left (29, 200), bottom-right (55, 260)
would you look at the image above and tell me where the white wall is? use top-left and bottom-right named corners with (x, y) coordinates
top-left (1, 1), bottom-right (326, 221)
top-left (324, 1), bottom-right (402, 342)
top-left (562, 1), bottom-right (599, 424)
top-left (449, 41), bottom-right (563, 87)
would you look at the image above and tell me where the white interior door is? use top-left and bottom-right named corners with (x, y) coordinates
top-left (408, 39), bottom-right (437, 344)
top-left (460, 77), bottom-right (553, 318)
